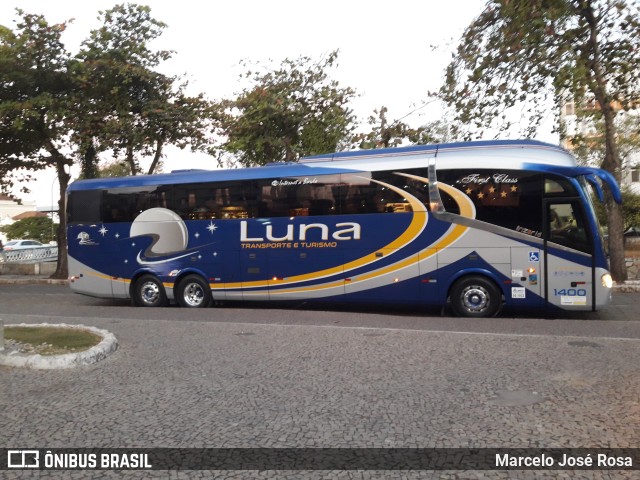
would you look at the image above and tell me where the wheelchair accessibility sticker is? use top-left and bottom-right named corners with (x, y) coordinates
top-left (529, 251), bottom-right (540, 262)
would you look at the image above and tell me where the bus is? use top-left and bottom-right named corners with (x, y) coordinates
top-left (66, 139), bottom-right (621, 317)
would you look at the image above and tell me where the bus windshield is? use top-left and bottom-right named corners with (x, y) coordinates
top-left (580, 176), bottom-right (608, 255)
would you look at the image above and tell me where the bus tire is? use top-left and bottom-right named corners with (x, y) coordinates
top-left (450, 275), bottom-right (501, 318)
top-left (133, 274), bottom-right (168, 307)
top-left (176, 274), bottom-right (212, 308)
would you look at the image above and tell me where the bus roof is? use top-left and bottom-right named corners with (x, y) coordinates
top-left (68, 139), bottom-right (576, 192)
top-left (301, 139), bottom-right (567, 162)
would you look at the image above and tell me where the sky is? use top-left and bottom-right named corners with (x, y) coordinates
top-left (1, 0), bottom-right (558, 208)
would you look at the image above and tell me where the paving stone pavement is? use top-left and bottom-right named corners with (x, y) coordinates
top-left (1, 304), bottom-right (639, 479)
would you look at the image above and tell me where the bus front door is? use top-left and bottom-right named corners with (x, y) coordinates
top-left (544, 201), bottom-right (595, 311)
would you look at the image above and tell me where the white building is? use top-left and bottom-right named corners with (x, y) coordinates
top-left (0, 194), bottom-right (38, 243)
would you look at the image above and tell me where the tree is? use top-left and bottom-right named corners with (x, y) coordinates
top-left (75, 4), bottom-right (217, 177)
top-left (570, 110), bottom-right (640, 231)
top-left (0, 11), bottom-right (75, 278)
top-left (591, 187), bottom-right (640, 236)
top-left (353, 106), bottom-right (415, 149)
top-left (216, 50), bottom-right (357, 166)
top-left (1, 5), bottom-right (218, 278)
top-left (1, 216), bottom-right (58, 243)
top-left (77, 159), bottom-right (140, 179)
top-left (569, 108), bottom-right (640, 171)
top-left (353, 106), bottom-right (457, 149)
top-left (621, 188), bottom-right (640, 231)
top-left (438, 0), bottom-right (640, 281)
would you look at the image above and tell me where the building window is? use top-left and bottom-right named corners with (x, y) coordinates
top-left (563, 102), bottom-right (575, 116)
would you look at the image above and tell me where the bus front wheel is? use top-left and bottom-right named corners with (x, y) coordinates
top-left (176, 274), bottom-right (212, 308)
top-left (450, 276), bottom-right (501, 318)
top-left (133, 274), bottom-right (168, 307)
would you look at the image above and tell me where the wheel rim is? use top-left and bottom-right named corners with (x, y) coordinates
top-left (140, 281), bottom-right (160, 305)
top-left (461, 285), bottom-right (490, 313)
top-left (183, 282), bottom-right (205, 307)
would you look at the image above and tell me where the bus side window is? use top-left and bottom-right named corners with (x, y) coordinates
top-left (340, 172), bottom-right (413, 214)
top-left (440, 170), bottom-right (543, 235)
top-left (68, 191), bottom-right (102, 224)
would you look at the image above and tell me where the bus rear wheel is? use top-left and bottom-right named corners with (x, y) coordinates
top-left (133, 274), bottom-right (168, 307)
top-left (176, 274), bottom-right (212, 308)
top-left (450, 276), bottom-right (501, 318)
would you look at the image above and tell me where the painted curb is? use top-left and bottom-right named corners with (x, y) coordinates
top-left (0, 323), bottom-right (118, 369)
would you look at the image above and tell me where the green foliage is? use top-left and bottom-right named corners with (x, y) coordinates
top-left (74, 4), bottom-right (217, 177)
top-left (77, 160), bottom-right (142, 179)
top-left (0, 9), bottom-right (74, 277)
top-left (353, 106), bottom-right (456, 149)
top-left (0, 10), bottom-right (74, 193)
top-left (98, 160), bottom-right (140, 178)
top-left (621, 188), bottom-right (640, 230)
top-left (217, 50), bottom-right (357, 166)
top-left (569, 111), bottom-right (640, 169)
top-left (595, 187), bottom-right (640, 232)
top-left (439, 1), bottom-right (640, 141)
top-left (0, 4), bottom-right (218, 277)
top-left (0, 216), bottom-right (58, 243)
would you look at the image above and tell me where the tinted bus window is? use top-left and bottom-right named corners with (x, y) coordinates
top-left (101, 186), bottom-right (171, 223)
top-left (440, 170), bottom-right (544, 237)
top-left (172, 181), bottom-right (255, 219)
top-left (259, 175), bottom-right (339, 217)
top-left (68, 190), bottom-right (102, 223)
top-left (340, 171), bottom-right (414, 214)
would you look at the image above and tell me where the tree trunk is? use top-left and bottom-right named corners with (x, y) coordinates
top-left (605, 194), bottom-right (627, 282)
top-left (147, 136), bottom-right (164, 175)
top-left (600, 102), bottom-right (627, 281)
top-left (582, 3), bottom-right (627, 282)
top-left (126, 144), bottom-right (137, 175)
top-left (51, 158), bottom-right (71, 280)
top-left (80, 140), bottom-right (99, 179)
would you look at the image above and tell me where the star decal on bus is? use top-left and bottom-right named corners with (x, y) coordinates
top-left (99, 225), bottom-right (108, 236)
top-left (207, 222), bottom-right (218, 233)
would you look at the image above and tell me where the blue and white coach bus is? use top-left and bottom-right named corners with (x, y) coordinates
top-left (66, 140), bottom-right (621, 317)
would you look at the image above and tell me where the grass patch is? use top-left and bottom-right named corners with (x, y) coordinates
top-left (4, 326), bottom-right (101, 355)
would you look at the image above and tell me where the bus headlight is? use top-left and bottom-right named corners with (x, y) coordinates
top-left (601, 273), bottom-right (613, 289)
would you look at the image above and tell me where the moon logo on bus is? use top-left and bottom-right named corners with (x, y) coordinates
top-left (130, 208), bottom-right (189, 255)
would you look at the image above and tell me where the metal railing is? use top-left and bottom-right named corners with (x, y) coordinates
top-left (0, 246), bottom-right (58, 264)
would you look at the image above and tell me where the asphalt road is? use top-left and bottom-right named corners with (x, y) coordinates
top-left (1, 284), bottom-right (639, 479)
